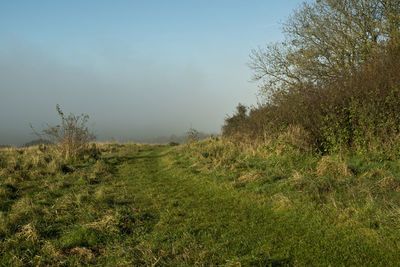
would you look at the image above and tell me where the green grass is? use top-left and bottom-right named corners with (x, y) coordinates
top-left (1, 141), bottom-right (400, 265)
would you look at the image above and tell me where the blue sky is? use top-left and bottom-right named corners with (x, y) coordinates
top-left (0, 0), bottom-right (305, 144)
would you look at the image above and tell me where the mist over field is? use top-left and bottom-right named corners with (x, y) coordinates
top-left (0, 1), bottom-right (303, 145)
top-left (0, 40), bottom-right (247, 144)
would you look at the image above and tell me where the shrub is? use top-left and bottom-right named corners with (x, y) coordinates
top-left (222, 103), bottom-right (248, 138)
top-left (32, 105), bottom-right (96, 159)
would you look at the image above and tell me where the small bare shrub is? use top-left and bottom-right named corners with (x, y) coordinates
top-left (32, 105), bottom-right (96, 159)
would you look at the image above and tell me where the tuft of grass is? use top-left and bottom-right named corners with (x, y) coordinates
top-left (316, 155), bottom-right (353, 178)
top-left (58, 226), bottom-right (104, 249)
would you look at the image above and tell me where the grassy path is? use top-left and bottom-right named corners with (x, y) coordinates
top-left (2, 144), bottom-right (399, 266)
top-left (114, 145), bottom-right (399, 266)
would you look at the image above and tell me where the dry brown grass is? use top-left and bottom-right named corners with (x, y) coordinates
top-left (288, 171), bottom-right (306, 189)
top-left (277, 125), bottom-right (312, 153)
top-left (69, 247), bottom-right (95, 260)
top-left (270, 193), bottom-right (292, 212)
top-left (16, 223), bottom-right (38, 241)
top-left (316, 155), bottom-right (353, 179)
top-left (236, 172), bottom-right (263, 183)
top-left (85, 215), bottom-right (118, 232)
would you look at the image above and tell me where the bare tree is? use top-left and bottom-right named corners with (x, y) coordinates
top-left (250, 0), bottom-right (400, 98)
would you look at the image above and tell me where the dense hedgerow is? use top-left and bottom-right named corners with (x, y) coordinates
top-left (224, 42), bottom-right (400, 154)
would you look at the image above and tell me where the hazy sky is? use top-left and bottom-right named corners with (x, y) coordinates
top-left (0, 0), bottom-right (304, 145)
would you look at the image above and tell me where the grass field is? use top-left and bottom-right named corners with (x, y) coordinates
top-left (1, 141), bottom-right (400, 266)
